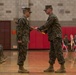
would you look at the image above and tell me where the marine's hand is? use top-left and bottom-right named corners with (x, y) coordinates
top-left (34, 27), bottom-right (38, 30)
top-left (31, 26), bottom-right (34, 29)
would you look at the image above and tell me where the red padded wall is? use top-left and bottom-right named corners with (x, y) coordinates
top-left (29, 27), bottom-right (76, 49)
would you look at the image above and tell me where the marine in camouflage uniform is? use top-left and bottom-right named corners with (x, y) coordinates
top-left (0, 45), bottom-right (4, 64)
top-left (0, 45), bottom-right (7, 64)
top-left (37, 5), bottom-right (66, 73)
top-left (16, 8), bottom-right (33, 73)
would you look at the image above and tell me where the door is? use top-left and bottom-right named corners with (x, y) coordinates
top-left (0, 21), bottom-right (11, 49)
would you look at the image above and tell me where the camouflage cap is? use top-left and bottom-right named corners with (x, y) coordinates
top-left (44, 5), bottom-right (53, 11)
top-left (22, 7), bottom-right (32, 13)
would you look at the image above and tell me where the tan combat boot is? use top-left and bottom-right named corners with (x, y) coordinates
top-left (0, 59), bottom-right (4, 64)
top-left (18, 66), bottom-right (29, 73)
top-left (55, 64), bottom-right (66, 73)
top-left (44, 64), bottom-right (54, 72)
top-left (0, 57), bottom-right (5, 64)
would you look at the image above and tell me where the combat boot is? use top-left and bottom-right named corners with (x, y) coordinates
top-left (44, 64), bottom-right (54, 72)
top-left (1, 56), bottom-right (7, 62)
top-left (18, 66), bottom-right (29, 73)
top-left (55, 64), bottom-right (66, 73)
top-left (0, 59), bottom-right (5, 64)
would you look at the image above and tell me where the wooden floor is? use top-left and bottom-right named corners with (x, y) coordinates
top-left (0, 50), bottom-right (76, 75)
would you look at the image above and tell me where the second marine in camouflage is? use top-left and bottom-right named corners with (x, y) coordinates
top-left (37, 5), bottom-right (66, 73)
top-left (16, 7), bottom-right (33, 73)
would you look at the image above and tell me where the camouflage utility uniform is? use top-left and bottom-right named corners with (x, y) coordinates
top-left (38, 13), bottom-right (65, 65)
top-left (16, 16), bottom-right (32, 66)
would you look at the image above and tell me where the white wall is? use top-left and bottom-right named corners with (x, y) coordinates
top-left (30, 0), bottom-right (76, 21)
top-left (0, 0), bottom-right (29, 20)
top-left (0, 0), bottom-right (76, 21)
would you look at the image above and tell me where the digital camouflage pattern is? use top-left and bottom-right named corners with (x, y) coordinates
top-left (16, 16), bottom-right (32, 66)
top-left (38, 13), bottom-right (65, 65)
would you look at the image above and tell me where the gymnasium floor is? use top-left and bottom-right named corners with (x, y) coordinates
top-left (0, 50), bottom-right (76, 75)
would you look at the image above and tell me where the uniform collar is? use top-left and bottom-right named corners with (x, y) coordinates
top-left (49, 12), bottom-right (53, 16)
